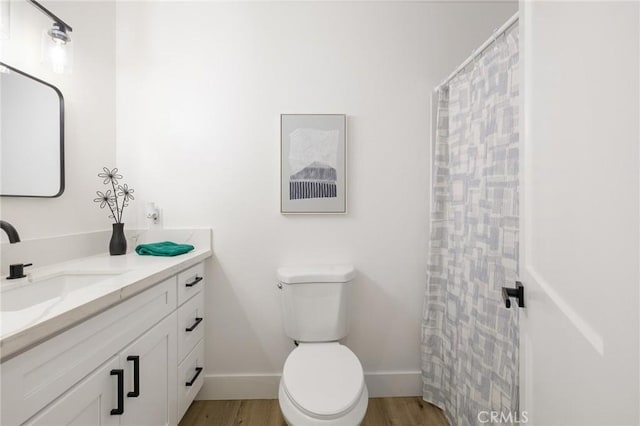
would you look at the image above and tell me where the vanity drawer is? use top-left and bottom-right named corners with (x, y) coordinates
top-left (177, 339), bottom-right (205, 421)
top-left (177, 262), bottom-right (204, 305)
top-left (177, 289), bottom-right (205, 362)
top-left (1, 277), bottom-right (177, 426)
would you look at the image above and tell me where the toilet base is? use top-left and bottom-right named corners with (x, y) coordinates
top-left (278, 380), bottom-right (368, 426)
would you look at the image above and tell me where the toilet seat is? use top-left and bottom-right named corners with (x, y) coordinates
top-left (282, 343), bottom-right (364, 420)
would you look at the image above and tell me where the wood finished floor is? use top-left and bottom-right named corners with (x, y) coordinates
top-left (179, 397), bottom-right (449, 426)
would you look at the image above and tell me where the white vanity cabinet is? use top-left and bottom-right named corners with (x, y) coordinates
top-left (1, 261), bottom-right (207, 426)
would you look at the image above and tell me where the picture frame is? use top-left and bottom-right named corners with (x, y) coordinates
top-left (280, 114), bottom-right (347, 214)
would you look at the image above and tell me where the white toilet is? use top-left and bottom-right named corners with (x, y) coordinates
top-left (276, 265), bottom-right (368, 426)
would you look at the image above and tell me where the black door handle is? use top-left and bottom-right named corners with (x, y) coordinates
top-left (186, 317), bottom-right (203, 332)
top-left (110, 369), bottom-right (124, 415)
top-left (127, 355), bottom-right (140, 397)
top-left (185, 276), bottom-right (203, 287)
top-left (502, 281), bottom-right (525, 308)
top-left (186, 367), bottom-right (203, 386)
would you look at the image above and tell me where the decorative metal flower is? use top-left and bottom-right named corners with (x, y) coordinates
top-left (93, 190), bottom-right (114, 209)
top-left (117, 184), bottom-right (135, 202)
top-left (98, 167), bottom-right (123, 185)
top-left (94, 167), bottom-right (135, 223)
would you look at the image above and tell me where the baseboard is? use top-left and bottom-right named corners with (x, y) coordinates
top-left (364, 371), bottom-right (422, 398)
top-left (196, 371), bottom-right (422, 400)
top-left (196, 374), bottom-right (281, 400)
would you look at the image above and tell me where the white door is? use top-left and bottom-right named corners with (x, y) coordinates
top-left (520, 2), bottom-right (639, 425)
top-left (25, 357), bottom-right (120, 426)
top-left (120, 312), bottom-right (178, 426)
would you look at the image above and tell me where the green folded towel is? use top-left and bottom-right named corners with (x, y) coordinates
top-left (135, 241), bottom-right (195, 257)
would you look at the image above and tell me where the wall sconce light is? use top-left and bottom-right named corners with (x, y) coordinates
top-left (42, 21), bottom-right (72, 73)
top-left (27, 0), bottom-right (73, 73)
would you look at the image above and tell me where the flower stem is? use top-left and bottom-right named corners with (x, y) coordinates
top-left (106, 199), bottom-right (117, 221)
top-left (111, 180), bottom-right (121, 223)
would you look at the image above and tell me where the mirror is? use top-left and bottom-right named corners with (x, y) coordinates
top-left (0, 62), bottom-right (64, 197)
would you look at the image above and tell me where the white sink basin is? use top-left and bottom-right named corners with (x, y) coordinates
top-left (1, 271), bottom-right (127, 312)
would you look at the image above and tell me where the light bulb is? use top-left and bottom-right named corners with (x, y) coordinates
top-left (50, 40), bottom-right (66, 73)
top-left (41, 22), bottom-right (73, 74)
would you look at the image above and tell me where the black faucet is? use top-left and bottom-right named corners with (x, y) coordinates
top-left (0, 220), bottom-right (20, 243)
top-left (1, 220), bottom-right (30, 279)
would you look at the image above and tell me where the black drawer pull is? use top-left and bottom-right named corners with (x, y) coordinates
top-left (185, 276), bottom-right (203, 287)
top-left (110, 369), bottom-right (124, 415)
top-left (127, 356), bottom-right (140, 397)
top-left (186, 317), bottom-right (203, 332)
top-left (186, 367), bottom-right (203, 386)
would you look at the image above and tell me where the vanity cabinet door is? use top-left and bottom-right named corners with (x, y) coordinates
top-left (120, 312), bottom-right (177, 426)
top-left (24, 357), bottom-right (120, 426)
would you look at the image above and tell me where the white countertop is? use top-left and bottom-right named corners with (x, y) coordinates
top-left (0, 247), bottom-right (212, 362)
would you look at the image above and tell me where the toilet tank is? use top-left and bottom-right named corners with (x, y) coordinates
top-left (277, 265), bottom-right (356, 342)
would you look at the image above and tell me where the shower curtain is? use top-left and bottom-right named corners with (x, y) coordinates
top-left (421, 26), bottom-right (519, 425)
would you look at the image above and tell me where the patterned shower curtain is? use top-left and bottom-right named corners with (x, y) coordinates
top-left (421, 26), bottom-right (520, 426)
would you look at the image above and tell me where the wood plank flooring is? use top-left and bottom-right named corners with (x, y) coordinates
top-left (179, 397), bottom-right (449, 426)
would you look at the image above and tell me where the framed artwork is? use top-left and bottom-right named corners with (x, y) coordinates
top-left (280, 114), bottom-right (346, 214)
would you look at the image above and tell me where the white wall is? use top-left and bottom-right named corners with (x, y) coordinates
top-left (115, 1), bottom-right (517, 397)
top-left (0, 1), bottom-right (115, 244)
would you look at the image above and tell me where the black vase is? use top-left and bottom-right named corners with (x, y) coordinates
top-left (110, 222), bottom-right (127, 255)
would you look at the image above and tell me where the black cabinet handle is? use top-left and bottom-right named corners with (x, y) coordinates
top-left (127, 356), bottom-right (140, 397)
top-left (185, 276), bottom-right (203, 287)
top-left (502, 281), bottom-right (525, 308)
top-left (186, 317), bottom-right (203, 332)
top-left (110, 369), bottom-right (124, 415)
top-left (186, 367), bottom-right (203, 386)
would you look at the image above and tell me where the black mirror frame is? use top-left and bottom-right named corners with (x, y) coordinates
top-left (0, 61), bottom-right (65, 198)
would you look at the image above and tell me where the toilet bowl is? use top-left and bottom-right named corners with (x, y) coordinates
top-left (278, 342), bottom-right (368, 425)
top-left (276, 265), bottom-right (367, 425)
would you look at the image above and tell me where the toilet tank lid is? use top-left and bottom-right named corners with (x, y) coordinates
top-left (277, 265), bottom-right (356, 284)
